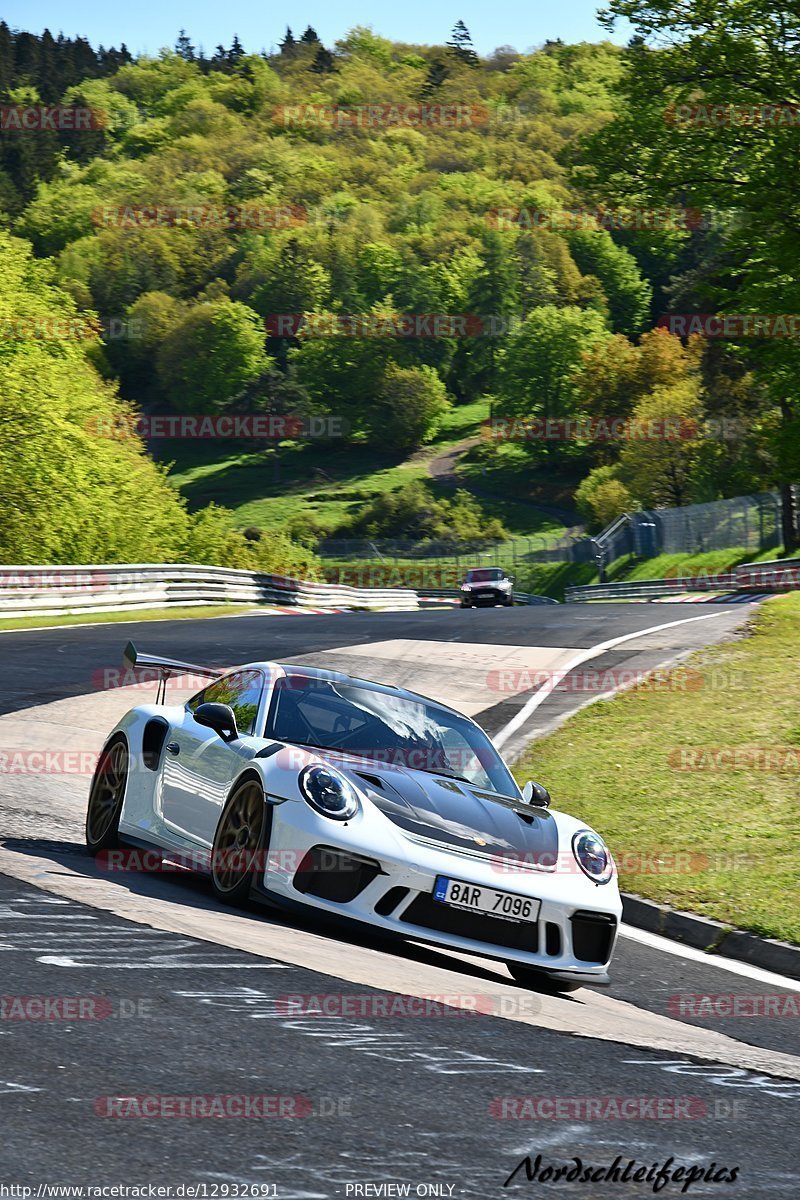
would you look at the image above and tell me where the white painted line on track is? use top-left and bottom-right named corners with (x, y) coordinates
top-left (620, 924), bottom-right (800, 990)
top-left (493, 612), bottom-right (727, 750)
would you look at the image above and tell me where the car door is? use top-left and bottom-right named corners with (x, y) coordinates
top-left (159, 669), bottom-right (265, 846)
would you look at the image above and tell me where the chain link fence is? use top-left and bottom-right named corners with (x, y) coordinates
top-left (317, 491), bottom-right (784, 574)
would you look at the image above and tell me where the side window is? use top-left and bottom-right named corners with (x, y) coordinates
top-left (193, 670), bottom-right (264, 736)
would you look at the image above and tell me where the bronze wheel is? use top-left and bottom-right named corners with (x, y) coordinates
top-left (211, 778), bottom-right (266, 904)
top-left (86, 736), bottom-right (128, 853)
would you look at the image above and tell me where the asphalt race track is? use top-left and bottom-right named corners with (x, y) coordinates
top-left (1, 603), bottom-right (798, 1199)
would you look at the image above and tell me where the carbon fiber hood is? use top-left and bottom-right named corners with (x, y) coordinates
top-left (332, 758), bottom-right (559, 865)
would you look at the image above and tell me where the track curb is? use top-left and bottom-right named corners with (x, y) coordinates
top-left (622, 892), bottom-right (800, 980)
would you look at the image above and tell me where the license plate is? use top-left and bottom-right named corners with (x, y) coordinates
top-left (433, 876), bottom-right (540, 923)
top-left (477, 590), bottom-right (494, 597)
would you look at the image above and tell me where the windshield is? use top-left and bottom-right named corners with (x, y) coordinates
top-left (466, 568), bottom-right (503, 582)
top-left (265, 676), bottom-right (518, 795)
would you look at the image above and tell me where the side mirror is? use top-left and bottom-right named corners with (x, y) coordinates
top-left (522, 780), bottom-right (550, 808)
top-left (194, 702), bottom-right (238, 743)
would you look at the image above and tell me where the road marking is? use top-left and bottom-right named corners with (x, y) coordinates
top-left (620, 924), bottom-right (800, 990)
top-left (493, 612), bottom-right (727, 750)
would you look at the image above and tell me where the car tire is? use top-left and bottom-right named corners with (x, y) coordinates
top-left (210, 775), bottom-right (267, 906)
top-left (460, 600), bottom-right (470, 608)
top-left (506, 962), bottom-right (583, 994)
top-left (85, 734), bottom-right (128, 855)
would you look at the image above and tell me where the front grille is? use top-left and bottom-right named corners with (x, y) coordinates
top-left (545, 922), bottom-right (561, 956)
top-left (374, 886), bottom-right (409, 917)
top-left (293, 845), bottom-right (382, 903)
top-left (570, 911), bottom-right (617, 963)
top-left (401, 893), bottom-right (539, 952)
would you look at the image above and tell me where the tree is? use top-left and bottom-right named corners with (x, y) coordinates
top-left (566, 229), bottom-right (651, 335)
top-left (496, 306), bottom-right (612, 429)
top-left (310, 45), bottom-right (335, 74)
top-left (581, 0), bottom-right (800, 548)
top-left (300, 26), bottom-right (321, 44)
top-left (279, 27), bottom-right (296, 56)
top-left (451, 230), bottom-right (518, 400)
top-left (574, 329), bottom-right (703, 420)
top-left (228, 35), bottom-right (245, 66)
top-left (421, 57), bottom-right (449, 97)
top-left (575, 465), bottom-right (635, 530)
top-left (375, 363), bottom-right (450, 453)
top-left (618, 381), bottom-right (705, 509)
top-left (447, 20), bottom-right (479, 66)
top-left (156, 301), bottom-right (271, 413)
top-left (0, 231), bottom-right (191, 564)
top-left (175, 30), bottom-right (195, 61)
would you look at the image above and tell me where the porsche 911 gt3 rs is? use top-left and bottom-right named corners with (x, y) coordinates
top-left (85, 642), bottom-right (621, 991)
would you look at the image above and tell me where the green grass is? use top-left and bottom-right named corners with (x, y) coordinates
top-left (513, 593), bottom-right (800, 944)
top-left (160, 399), bottom-right (497, 530)
top-left (0, 604), bottom-right (259, 633)
top-left (606, 546), bottom-right (783, 584)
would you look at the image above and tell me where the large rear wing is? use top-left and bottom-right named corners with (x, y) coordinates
top-left (123, 641), bottom-right (223, 703)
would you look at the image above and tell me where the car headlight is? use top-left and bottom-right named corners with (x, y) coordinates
top-left (461, 584), bottom-right (471, 591)
top-left (299, 765), bottom-right (359, 821)
top-left (572, 829), bottom-right (613, 884)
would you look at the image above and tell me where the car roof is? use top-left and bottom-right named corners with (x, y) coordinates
top-left (273, 661), bottom-right (466, 719)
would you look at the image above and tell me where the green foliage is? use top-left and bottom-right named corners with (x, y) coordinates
top-left (0, 230), bottom-right (316, 574)
top-left (575, 465), bottom-right (635, 530)
top-left (497, 305), bottom-right (612, 424)
top-left (156, 300), bottom-right (271, 412)
top-left (565, 228), bottom-right (651, 335)
top-left (335, 481), bottom-right (507, 544)
top-left (375, 362), bottom-right (450, 453)
top-left (618, 381), bottom-right (705, 508)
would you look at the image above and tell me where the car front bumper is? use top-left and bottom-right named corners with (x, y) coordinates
top-left (262, 799), bottom-right (621, 981)
top-left (461, 588), bottom-right (511, 605)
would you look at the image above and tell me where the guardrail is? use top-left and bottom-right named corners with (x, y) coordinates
top-left (0, 564), bottom-right (419, 620)
top-left (735, 557), bottom-right (800, 590)
top-left (420, 587), bottom-right (559, 605)
top-left (565, 574), bottom-right (738, 603)
top-left (565, 557), bottom-right (800, 602)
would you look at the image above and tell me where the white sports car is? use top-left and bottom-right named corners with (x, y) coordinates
top-left (86, 642), bottom-right (621, 992)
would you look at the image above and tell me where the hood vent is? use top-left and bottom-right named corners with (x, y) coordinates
top-left (357, 772), bottom-right (385, 790)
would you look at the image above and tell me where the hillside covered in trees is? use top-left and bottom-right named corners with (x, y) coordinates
top-left (2, 12), bottom-right (798, 565)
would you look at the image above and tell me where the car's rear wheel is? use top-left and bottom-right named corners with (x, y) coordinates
top-left (211, 777), bottom-right (266, 905)
top-left (506, 962), bottom-right (583, 993)
top-left (86, 735), bottom-right (128, 854)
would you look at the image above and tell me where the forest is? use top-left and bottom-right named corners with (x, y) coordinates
top-left (1, 4), bottom-right (799, 569)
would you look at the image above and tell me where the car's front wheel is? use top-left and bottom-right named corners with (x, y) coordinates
top-left (211, 776), bottom-right (267, 905)
top-left (86, 734), bottom-right (128, 854)
top-left (506, 962), bottom-right (583, 994)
